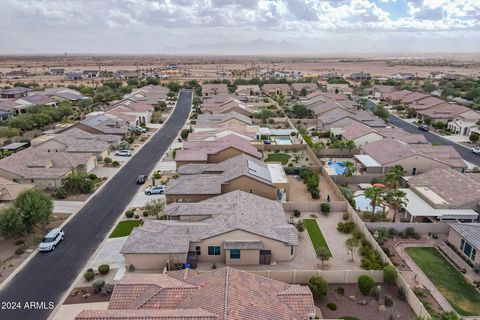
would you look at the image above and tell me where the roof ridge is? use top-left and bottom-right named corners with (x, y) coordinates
top-left (223, 268), bottom-right (230, 320)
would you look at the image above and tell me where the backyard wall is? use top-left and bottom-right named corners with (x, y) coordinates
top-left (283, 201), bottom-right (347, 213)
top-left (315, 148), bottom-right (360, 158)
top-left (329, 173), bottom-right (385, 185)
top-left (365, 222), bottom-right (451, 234)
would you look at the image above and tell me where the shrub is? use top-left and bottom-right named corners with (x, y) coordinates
top-left (14, 239), bottom-right (25, 246)
top-left (101, 283), bottom-right (114, 296)
top-left (342, 212), bottom-right (350, 220)
top-left (134, 214), bottom-right (140, 219)
top-left (92, 278), bottom-right (106, 293)
top-left (308, 276), bottom-right (327, 299)
top-left (125, 210), bottom-right (134, 218)
top-left (98, 264), bottom-right (110, 275)
top-left (383, 265), bottom-right (398, 285)
top-left (104, 157), bottom-right (112, 164)
top-left (14, 248), bottom-right (24, 255)
top-left (143, 211), bottom-right (149, 217)
top-left (337, 221), bottom-right (355, 233)
top-left (180, 129), bottom-right (191, 140)
top-left (128, 264), bottom-right (135, 272)
top-left (88, 173), bottom-right (98, 180)
top-left (405, 227), bottom-right (416, 238)
top-left (293, 209), bottom-right (301, 217)
top-left (296, 220), bottom-right (305, 232)
top-left (397, 287), bottom-right (406, 301)
top-left (335, 287), bottom-right (344, 296)
top-left (54, 188), bottom-right (67, 199)
top-left (153, 171), bottom-right (161, 179)
top-left (112, 161), bottom-right (120, 167)
top-left (320, 203), bottom-right (330, 215)
top-left (84, 271), bottom-right (95, 281)
top-left (358, 275), bottom-right (375, 295)
top-left (327, 303), bottom-right (337, 311)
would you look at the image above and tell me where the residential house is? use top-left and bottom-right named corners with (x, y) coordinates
top-left (401, 92), bottom-right (430, 106)
top-left (374, 128), bottom-right (428, 144)
top-left (56, 114), bottom-right (129, 136)
top-left (124, 85), bottom-right (169, 105)
top-left (337, 122), bottom-right (383, 146)
top-left (49, 68), bottom-right (65, 75)
top-left (4, 70), bottom-right (29, 79)
top-left (444, 74), bottom-right (467, 81)
top-left (82, 70), bottom-right (99, 78)
top-left (372, 85), bottom-right (395, 98)
top-left (0, 177), bottom-right (35, 201)
top-left (0, 148), bottom-right (95, 189)
top-left (408, 96), bottom-right (446, 112)
top-left (165, 154), bottom-right (289, 203)
top-left (417, 103), bottom-right (471, 123)
top-left (201, 98), bottom-right (252, 117)
top-left (448, 224), bottom-right (480, 265)
top-left (400, 169), bottom-right (480, 222)
top-left (262, 83), bottom-right (291, 96)
top-left (42, 87), bottom-right (88, 102)
top-left (123, 191), bottom-right (297, 268)
top-left (201, 84), bottom-right (228, 97)
top-left (187, 122), bottom-right (259, 141)
top-left (175, 134), bottom-right (261, 168)
top-left (106, 99), bottom-right (154, 125)
top-left (114, 70), bottom-right (138, 79)
top-left (383, 90), bottom-right (412, 105)
top-left (74, 267), bottom-right (315, 320)
top-left (65, 72), bottom-right (83, 81)
top-left (447, 110), bottom-right (480, 136)
top-left (1, 87), bottom-right (31, 99)
top-left (14, 95), bottom-right (57, 109)
top-left (351, 72), bottom-right (372, 81)
top-left (0, 100), bottom-right (16, 120)
top-left (358, 139), bottom-right (466, 175)
top-left (326, 83), bottom-right (353, 95)
top-left (195, 112), bottom-right (252, 127)
top-left (427, 71), bottom-right (446, 80)
top-left (317, 109), bottom-right (386, 131)
top-left (391, 73), bottom-right (415, 80)
top-left (235, 84), bottom-right (261, 96)
top-left (290, 82), bottom-right (317, 93)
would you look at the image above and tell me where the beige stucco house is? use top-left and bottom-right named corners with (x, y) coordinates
top-left (448, 223), bottom-right (480, 266)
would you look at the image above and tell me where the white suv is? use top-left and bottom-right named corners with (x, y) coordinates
top-left (39, 228), bottom-right (64, 252)
top-left (472, 147), bottom-right (480, 155)
top-left (115, 150), bottom-right (132, 157)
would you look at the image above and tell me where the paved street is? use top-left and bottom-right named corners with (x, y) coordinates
top-left (367, 100), bottom-right (480, 166)
top-left (0, 90), bottom-right (192, 320)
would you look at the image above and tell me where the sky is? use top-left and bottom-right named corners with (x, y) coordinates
top-left (0, 0), bottom-right (479, 55)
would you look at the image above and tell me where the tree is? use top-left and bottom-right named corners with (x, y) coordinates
top-left (372, 104), bottom-right (389, 120)
top-left (307, 276), bottom-right (328, 299)
top-left (383, 265), bottom-right (398, 285)
top-left (291, 103), bottom-right (311, 118)
top-left (421, 81), bottom-right (437, 93)
top-left (0, 127), bottom-right (20, 139)
top-left (340, 161), bottom-right (356, 177)
top-left (63, 172), bottom-right (94, 194)
top-left (470, 132), bottom-right (479, 144)
top-left (143, 198), bottom-right (165, 219)
top-left (316, 247), bottom-right (331, 269)
top-left (312, 142), bottom-right (326, 153)
top-left (345, 236), bottom-right (360, 261)
top-left (299, 88), bottom-right (308, 97)
top-left (358, 275), bottom-right (375, 295)
top-left (384, 189), bottom-right (408, 222)
top-left (0, 207), bottom-right (24, 238)
top-left (156, 101), bottom-right (168, 111)
top-left (15, 189), bottom-right (53, 233)
top-left (364, 186), bottom-right (384, 216)
top-left (254, 109), bottom-right (275, 123)
top-left (344, 140), bottom-right (356, 150)
top-left (192, 97), bottom-right (202, 108)
top-left (385, 165), bottom-right (405, 190)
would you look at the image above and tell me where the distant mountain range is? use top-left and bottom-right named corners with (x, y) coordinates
top-left (161, 39), bottom-right (306, 55)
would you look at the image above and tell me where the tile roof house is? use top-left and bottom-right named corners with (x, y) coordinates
top-left (165, 154), bottom-right (289, 203)
top-left (124, 85), bottom-right (169, 104)
top-left (401, 92), bottom-right (430, 105)
top-left (0, 148), bottom-right (95, 189)
top-left (75, 267), bottom-right (315, 320)
top-left (175, 134), bottom-right (261, 168)
top-left (383, 90), bottom-right (412, 104)
top-left (0, 177), bottom-right (35, 201)
top-left (408, 96), bottom-right (446, 111)
top-left (0, 99), bottom-right (16, 120)
top-left (372, 85), bottom-right (395, 98)
top-left (201, 84), bottom-right (229, 97)
top-left (235, 85), bottom-right (261, 96)
top-left (1, 87), bottom-right (31, 99)
top-left (57, 114), bottom-right (129, 136)
top-left (326, 83), bottom-right (353, 95)
top-left (195, 112), bottom-right (252, 127)
top-left (317, 109), bottom-right (386, 131)
top-left (337, 122), bottom-right (383, 146)
top-left (262, 83), bottom-right (291, 95)
top-left (187, 122), bottom-right (259, 141)
top-left (290, 82), bottom-right (317, 93)
top-left (417, 103), bottom-right (471, 122)
top-left (448, 223), bottom-right (480, 266)
top-left (122, 191), bottom-right (298, 269)
top-left (106, 98), bottom-right (154, 125)
top-left (374, 128), bottom-right (428, 144)
top-left (447, 110), bottom-right (480, 136)
top-left (202, 98), bottom-right (252, 117)
top-left (359, 139), bottom-right (466, 175)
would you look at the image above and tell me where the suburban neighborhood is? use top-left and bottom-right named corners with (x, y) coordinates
top-left (1, 1), bottom-right (480, 320)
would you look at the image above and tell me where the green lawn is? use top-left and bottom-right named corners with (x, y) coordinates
top-left (405, 247), bottom-right (480, 316)
top-left (304, 219), bottom-right (332, 257)
top-left (109, 220), bottom-right (142, 238)
top-left (265, 153), bottom-right (291, 165)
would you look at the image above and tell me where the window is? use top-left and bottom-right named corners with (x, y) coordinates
top-left (460, 239), bottom-right (465, 250)
top-left (230, 249), bottom-right (241, 259)
top-left (208, 246), bottom-right (221, 256)
top-left (464, 242), bottom-right (473, 258)
top-left (412, 168), bottom-right (417, 175)
top-left (195, 246), bottom-right (201, 256)
top-left (249, 189), bottom-right (253, 193)
top-left (291, 246), bottom-right (294, 255)
top-left (472, 249), bottom-right (477, 261)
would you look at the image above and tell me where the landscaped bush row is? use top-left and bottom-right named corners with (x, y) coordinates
top-left (298, 168), bottom-right (320, 199)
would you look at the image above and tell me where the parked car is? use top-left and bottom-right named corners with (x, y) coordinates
top-left (115, 150), bottom-right (132, 157)
top-left (418, 124), bottom-right (429, 132)
top-left (263, 140), bottom-right (271, 144)
top-left (144, 184), bottom-right (165, 195)
top-left (39, 228), bottom-right (64, 252)
top-left (472, 147), bottom-right (480, 155)
top-left (129, 126), bottom-right (147, 133)
top-left (136, 175), bottom-right (148, 184)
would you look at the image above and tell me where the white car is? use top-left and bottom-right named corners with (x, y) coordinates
top-left (472, 147), bottom-right (480, 155)
top-left (115, 150), bottom-right (132, 157)
top-left (39, 228), bottom-right (64, 252)
top-left (144, 184), bottom-right (165, 195)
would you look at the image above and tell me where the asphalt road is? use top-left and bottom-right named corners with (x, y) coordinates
top-left (0, 90), bottom-right (192, 320)
top-left (367, 100), bottom-right (480, 166)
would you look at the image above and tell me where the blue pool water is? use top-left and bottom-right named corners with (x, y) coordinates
top-left (327, 161), bottom-right (346, 175)
top-left (354, 193), bottom-right (384, 212)
top-left (274, 137), bottom-right (293, 145)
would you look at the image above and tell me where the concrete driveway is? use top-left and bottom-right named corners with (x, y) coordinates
top-left (129, 190), bottom-right (165, 208)
top-left (53, 201), bottom-right (84, 214)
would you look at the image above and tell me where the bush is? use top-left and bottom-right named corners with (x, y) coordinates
top-left (153, 171), bottom-right (161, 179)
top-left (308, 276), bottom-right (328, 299)
top-left (335, 287), bottom-right (344, 296)
top-left (143, 211), bottom-right (149, 217)
top-left (112, 161), bottom-right (120, 167)
top-left (342, 212), bottom-right (350, 220)
top-left (327, 303), bottom-right (337, 311)
top-left (54, 188), bottom-right (67, 199)
top-left (405, 227), bottom-right (417, 239)
top-left (84, 271), bottom-right (95, 281)
top-left (320, 203), bottom-right (330, 215)
top-left (14, 239), bottom-right (24, 246)
top-left (104, 157), bottom-right (112, 164)
top-left (358, 275), bottom-right (375, 295)
top-left (125, 210), bottom-right (134, 218)
top-left (15, 248), bottom-right (25, 255)
top-left (134, 214), bottom-right (140, 219)
top-left (92, 278), bottom-right (106, 293)
top-left (296, 220), bottom-right (305, 232)
top-left (98, 264), bottom-right (110, 275)
top-left (128, 264), bottom-right (135, 272)
top-left (337, 221), bottom-right (355, 233)
top-left (180, 129), bottom-right (191, 140)
top-left (293, 209), bottom-right (301, 217)
top-left (383, 265), bottom-right (398, 285)
top-left (397, 287), bottom-right (406, 301)
top-left (88, 173), bottom-right (98, 180)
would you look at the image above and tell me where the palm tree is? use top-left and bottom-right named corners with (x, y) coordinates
top-left (340, 161), bottom-right (356, 177)
top-left (63, 172), bottom-right (94, 194)
top-left (364, 186), bottom-right (384, 216)
top-left (385, 165), bottom-right (405, 190)
top-left (384, 190), bottom-right (408, 222)
top-left (312, 142), bottom-right (325, 154)
top-left (345, 140), bottom-right (356, 150)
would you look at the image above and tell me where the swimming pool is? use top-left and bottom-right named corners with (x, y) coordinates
top-left (327, 161), bottom-right (346, 175)
top-left (273, 136), bottom-right (293, 145)
top-left (354, 191), bottom-right (384, 212)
